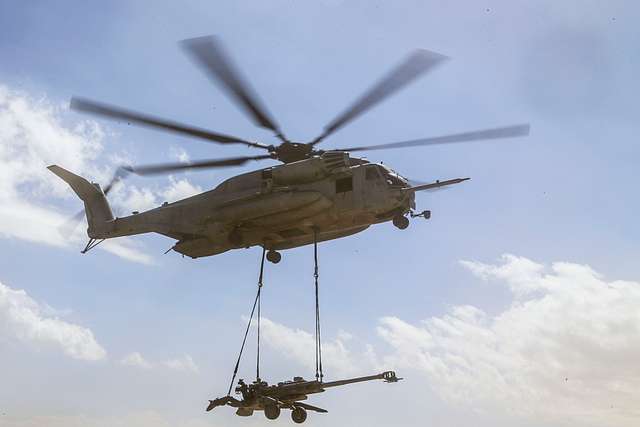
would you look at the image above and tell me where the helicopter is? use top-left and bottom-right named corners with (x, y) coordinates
top-left (50, 36), bottom-right (529, 263)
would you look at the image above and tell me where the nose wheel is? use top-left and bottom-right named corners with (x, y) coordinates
top-left (392, 215), bottom-right (410, 230)
top-left (266, 250), bottom-right (282, 264)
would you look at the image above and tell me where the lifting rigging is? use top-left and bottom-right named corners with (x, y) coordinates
top-left (209, 238), bottom-right (400, 423)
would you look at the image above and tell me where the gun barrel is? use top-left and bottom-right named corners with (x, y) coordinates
top-left (321, 371), bottom-right (399, 389)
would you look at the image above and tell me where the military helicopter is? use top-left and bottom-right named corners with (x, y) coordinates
top-left (50, 36), bottom-right (529, 263)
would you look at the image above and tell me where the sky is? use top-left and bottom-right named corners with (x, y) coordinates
top-left (0, 1), bottom-right (639, 426)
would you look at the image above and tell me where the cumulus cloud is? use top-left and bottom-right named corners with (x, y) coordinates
top-left (120, 351), bottom-right (153, 370)
top-left (110, 176), bottom-right (202, 214)
top-left (120, 352), bottom-right (199, 373)
top-left (258, 317), bottom-right (374, 377)
top-left (0, 280), bottom-right (106, 361)
top-left (162, 354), bottom-right (200, 373)
top-left (0, 84), bottom-right (201, 264)
top-left (377, 255), bottom-right (640, 427)
top-left (177, 255), bottom-right (639, 427)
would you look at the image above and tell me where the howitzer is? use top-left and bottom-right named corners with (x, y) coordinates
top-left (206, 371), bottom-right (401, 423)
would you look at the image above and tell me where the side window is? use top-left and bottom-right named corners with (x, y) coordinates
top-left (335, 176), bottom-right (353, 193)
top-left (365, 166), bottom-right (380, 181)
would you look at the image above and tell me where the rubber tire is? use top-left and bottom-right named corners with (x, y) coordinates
top-left (266, 250), bottom-right (282, 264)
top-left (264, 405), bottom-right (280, 420)
top-left (291, 407), bottom-right (307, 424)
top-left (393, 215), bottom-right (409, 230)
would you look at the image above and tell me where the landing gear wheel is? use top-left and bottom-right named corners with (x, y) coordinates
top-left (266, 250), bottom-right (282, 264)
top-left (393, 215), bottom-right (409, 230)
top-left (264, 404), bottom-right (280, 420)
top-left (291, 407), bottom-right (307, 424)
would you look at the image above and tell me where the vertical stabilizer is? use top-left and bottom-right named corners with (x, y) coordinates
top-left (47, 165), bottom-right (114, 237)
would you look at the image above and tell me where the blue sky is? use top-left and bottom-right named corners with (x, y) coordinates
top-left (1, 1), bottom-right (639, 426)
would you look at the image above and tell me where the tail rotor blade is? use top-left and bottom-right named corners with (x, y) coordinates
top-left (58, 209), bottom-right (86, 238)
top-left (102, 167), bottom-right (130, 195)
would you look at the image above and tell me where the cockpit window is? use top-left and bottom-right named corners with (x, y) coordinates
top-left (381, 169), bottom-right (405, 187)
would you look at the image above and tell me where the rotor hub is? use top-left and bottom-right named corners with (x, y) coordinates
top-left (274, 142), bottom-right (315, 163)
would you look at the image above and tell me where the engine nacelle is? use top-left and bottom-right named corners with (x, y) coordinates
top-left (270, 151), bottom-right (350, 185)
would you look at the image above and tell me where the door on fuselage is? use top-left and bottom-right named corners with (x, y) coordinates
top-left (362, 164), bottom-right (386, 210)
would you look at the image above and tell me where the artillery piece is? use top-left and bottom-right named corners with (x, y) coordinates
top-left (206, 371), bottom-right (401, 423)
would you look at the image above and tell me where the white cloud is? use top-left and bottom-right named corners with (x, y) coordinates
top-left (258, 317), bottom-right (372, 377)
top-left (231, 256), bottom-right (640, 426)
top-left (119, 351), bottom-right (153, 370)
top-left (377, 255), bottom-right (640, 427)
top-left (110, 175), bottom-right (203, 215)
top-left (0, 280), bottom-right (106, 361)
top-left (160, 176), bottom-right (202, 203)
top-left (170, 146), bottom-right (191, 164)
top-left (110, 185), bottom-right (159, 213)
top-left (162, 354), bottom-right (200, 373)
top-left (0, 84), bottom-right (199, 264)
top-left (120, 352), bottom-right (199, 373)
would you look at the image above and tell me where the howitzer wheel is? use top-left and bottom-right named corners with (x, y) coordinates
top-left (392, 215), bottom-right (409, 230)
top-left (291, 407), bottom-right (307, 424)
top-left (265, 404), bottom-right (281, 420)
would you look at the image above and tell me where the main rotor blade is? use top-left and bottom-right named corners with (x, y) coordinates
top-left (181, 36), bottom-right (287, 142)
top-left (310, 49), bottom-right (448, 146)
top-left (338, 124), bottom-right (530, 153)
top-left (70, 97), bottom-right (270, 150)
top-left (124, 154), bottom-right (273, 176)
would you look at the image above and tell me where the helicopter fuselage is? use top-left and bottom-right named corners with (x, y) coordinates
top-left (92, 153), bottom-right (416, 258)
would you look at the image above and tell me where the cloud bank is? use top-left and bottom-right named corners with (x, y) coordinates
top-left (0, 84), bottom-right (202, 264)
top-left (120, 351), bottom-right (199, 373)
top-left (261, 255), bottom-right (640, 427)
top-left (0, 280), bottom-right (106, 361)
top-left (379, 255), bottom-right (640, 427)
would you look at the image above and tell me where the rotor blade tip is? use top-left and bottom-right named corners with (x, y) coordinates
top-left (415, 48), bottom-right (449, 62)
top-left (69, 97), bottom-right (82, 109)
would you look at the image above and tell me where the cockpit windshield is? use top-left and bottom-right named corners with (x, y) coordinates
top-left (365, 164), bottom-right (407, 187)
top-left (379, 166), bottom-right (407, 187)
